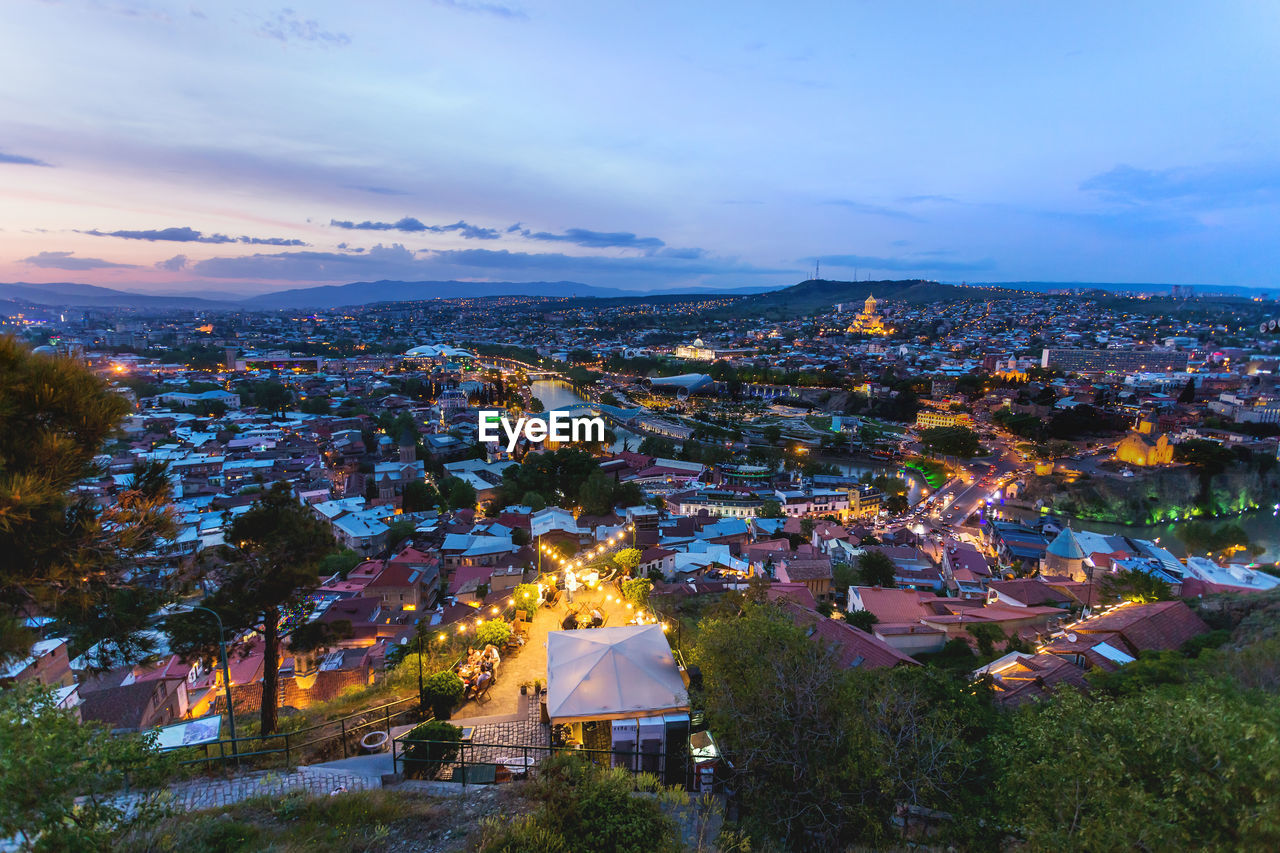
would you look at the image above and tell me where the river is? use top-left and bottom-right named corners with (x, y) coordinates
top-left (530, 380), bottom-right (919, 494)
top-left (1001, 506), bottom-right (1280, 563)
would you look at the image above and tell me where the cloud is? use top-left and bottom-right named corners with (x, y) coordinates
top-left (81, 227), bottom-right (307, 245)
top-left (432, 0), bottom-right (527, 20)
top-left (0, 151), bottom-right (52, 167)
top-left (22, 251), bottom-right (138, 270)
top-left (187, 243), bottom-right (792, 283)
top-left (814, 253), bottom-right (995, 273)
top-left (346, 185), bottom-right (409, 196)
top-left (823, 199), bottom-right (923, 222)
top-left (1080, 162), bottom-right (1280, 209)
top-left (156, 254), bottom-right (188, 271)
top-left (898, 194), bottom-right (958, 205)
top-left (260, 8), bottom-right (351, 47)
top-left (511, 226), bottom-right (667, 250)
top-left (329, 217), bottom-right (500, 239)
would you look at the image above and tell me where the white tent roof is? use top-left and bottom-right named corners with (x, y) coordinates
top-left (546, 624), bottom-right (689, 724)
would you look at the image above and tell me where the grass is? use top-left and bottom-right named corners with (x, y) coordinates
top-left (121, 789), bottom-right (460, 853)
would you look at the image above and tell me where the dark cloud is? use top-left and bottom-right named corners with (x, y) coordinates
top-left (23, 251), bottom-right (138, 270)
top-left (187, 243), bottom-right (792, 283)
top-left (0, 151), bottom-right (52, 167)
top-left (823, 199), bottom-right (923, 222)
top-left (1081, 162), bottom-right (1280, 209)
top-left (156, 254), bottom-right (188, 271)
top-left (511, 226), bottom-right (666, 250)
top-left (80, 227), bottom-right (306, 245)
top-left (260, 8), bottom-right (351, 47)
top-left (432, 0), bottom-right (527, 21)
top-left (815, 253), bottom-right (995, 273)
top-left (329, 218), bottom-right (500, 239)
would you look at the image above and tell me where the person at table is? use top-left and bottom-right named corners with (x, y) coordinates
top-left (482, 644), bottom-right (501, 666)
top-left (471, 669), bottom-right (492, 698)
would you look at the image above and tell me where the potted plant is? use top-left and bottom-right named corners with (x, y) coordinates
top-left (520, 680), bottom-right (531, 695)
top-left (422, 670), bottom-right (465, 720)
top-left (402, 719), bottom-right (462, 780)
top-left (533, 678), bottom-right (544, 695)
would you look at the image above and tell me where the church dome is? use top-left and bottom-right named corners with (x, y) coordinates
top-left (1046, 528), bottom-right (1085, 560)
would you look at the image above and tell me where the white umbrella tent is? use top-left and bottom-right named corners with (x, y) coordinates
top-left (546, 624), bottom-right (689, 724)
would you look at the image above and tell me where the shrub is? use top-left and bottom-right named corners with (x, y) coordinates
top-left (474, 619), bottom-right (512, 648)
top-left (422, 670), bottom-right (464, 720)
top-left (402, 720), bottom-right (462, 780)
top-left (513, 582), bottom-right (541, 618)
top-left (622, 577), bottom-right (653, 609)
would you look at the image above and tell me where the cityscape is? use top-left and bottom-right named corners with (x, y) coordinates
top-left (4, 2), bottom-right (1280, 852)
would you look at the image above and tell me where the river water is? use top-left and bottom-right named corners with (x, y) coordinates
top-left (531, 380), bottom-right (919, 496)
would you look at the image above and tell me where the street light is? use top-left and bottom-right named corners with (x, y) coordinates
top-left (185, 605), bottom-right (238, 761)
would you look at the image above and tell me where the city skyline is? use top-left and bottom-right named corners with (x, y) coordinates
top-left (4, 1), bottom-right (1280, 294)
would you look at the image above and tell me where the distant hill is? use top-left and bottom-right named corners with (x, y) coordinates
top-left (723, 278), bottom-right (1023, 318)
top-left (241, 279), bottom-right (635, 309)
top-left (0, 282), bottom-right (226, 309)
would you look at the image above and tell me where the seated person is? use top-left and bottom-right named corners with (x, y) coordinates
top-left (471, 669), bottom-right (493, 697)
top-left (483, 644), bottom-right (501, 666)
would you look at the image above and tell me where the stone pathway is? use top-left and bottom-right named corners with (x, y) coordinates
top-left (114, 765), bottom-right (378, 817)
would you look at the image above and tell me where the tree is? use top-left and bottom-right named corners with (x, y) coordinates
top-left (613, 547), bottom-right (642, 578)
top-left (386, 519), bottom-right (416, 549)
top-left (858, 549), bottom-right (898, 587)
top-left (0, 684), bottom-right (175, 850)
top-left (847, 609), bottom-right (879, 632)
top-left (799, 517), bottom-right (815, 538)
top-left (599, 391), bottom-right (620, 407)
top-left (919, 425), bottom-right (981, 458)
top-left (1178, 377), bottom-right (1196, 404)
top-left (521, 490), bottom-right (547, 511)
top-left (250, 380), bottom-right (291, 416)
top-left (1102, 568), bottom-right (1173, 603)
top-left (1, 338), bottom-right (177, 665)
top-left (318, 548), bottom-right (362, 579)
top-left (759, 499), bottom-right (784, 519)
top-left (578, 469), bottom-right (617, 516)
top-left (165, 484), bottom-right (336, 734)
top-left (621, 577), bottom-right (652, 609)
top-left (401, 480), bottom-right (439, 513)
top-left (442, 477), bottom-right (477, 511)
top-left (528, 396), bottom-right (545, 413)
top-left (299, 396), bottom-right (330, 415)
top-left (474, 619), bottom-right (511, 648)
top-left (423, 670), bottom-right (465, 720)
top-left (762, 424), bottom-right (782, 446)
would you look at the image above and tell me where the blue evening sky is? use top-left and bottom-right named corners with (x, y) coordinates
top-left (2, 1), bottom-right (1278, 294)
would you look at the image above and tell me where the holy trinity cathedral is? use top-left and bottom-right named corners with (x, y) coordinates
top-left (847, 294), bottom-right (890, 335)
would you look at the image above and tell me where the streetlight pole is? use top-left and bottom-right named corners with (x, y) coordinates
top-left (417, 631), bottom-right (425, 705)
top-left (190, 605), bottom-right (238, 761)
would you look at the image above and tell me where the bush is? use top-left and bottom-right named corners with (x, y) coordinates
top-left (422, 670), bottom-right (464, 720)
top-left (402, 720), bottom-right (462, 780)
top-left (475, 619), bottom-right (512, 648)
top-left (622, 577), bottom-right (653, 609)
top-left (513, 582), bottom-right (540, 618)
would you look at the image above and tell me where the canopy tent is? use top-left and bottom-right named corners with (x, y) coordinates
top-left (546, 624), bottom-right (689, 724)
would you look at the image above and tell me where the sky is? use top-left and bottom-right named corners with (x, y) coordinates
top-left (2, 0), bottom-right (1279, 296)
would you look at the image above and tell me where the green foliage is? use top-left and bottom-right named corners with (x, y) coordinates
top-left (400, 480), bottom-right (439, 513)
top-left (1, 337), bottom-right (177, 664)
top-left (758, 499), bottom-right (784, 519)
top-left (385, 519), bottom-right (416, 548)
top-left (317, 548), bottom-right (362, 579)
top-left (1101, 568), bottom-right (1174, 603)
top-left (996, 683), bottom-right (1280, 851)
top-left (422, 670), bottom-right (465, 719)
top-left (621, 577), bottom-right (652, 608)
top-left (402, 720), bottom-right (461, 779)
top-left (474, 618), bottom-right (511, 648)
top-left (612, 547), bottom-right (642, 576)
top-left (0, 684), bottom-right (175, 851)
top-left (441, 476), bottom-right (477, 510)
top-left (478, 754), bottom-right (678, 853)
top-left (847, 608), bottom-right (878, 632)
top-left (920, 425), bottom-right (981, 458)
top-left (857, 548), bottom-right (898, 587)
top-left (513, 582), bottom-right (541, 617)
top-left (578, 468), bottom-right (617, 516)
top-left (521, 490), bottom-right (547, 511)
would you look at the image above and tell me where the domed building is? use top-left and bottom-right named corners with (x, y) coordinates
top-left (1044, 527), bottom-right (1087, 581)
top-left (847, 294), bottom-right (889, 335)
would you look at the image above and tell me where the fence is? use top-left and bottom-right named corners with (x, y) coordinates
top-left (172, 694), bottom-right (424, 771)
top-left (391, 735), bottom-right (697, 791)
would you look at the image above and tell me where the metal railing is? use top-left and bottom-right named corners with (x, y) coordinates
top-left (390, 735), bottom-right (696, 791)
top-left (173, 694), bottom-right (424, 771)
